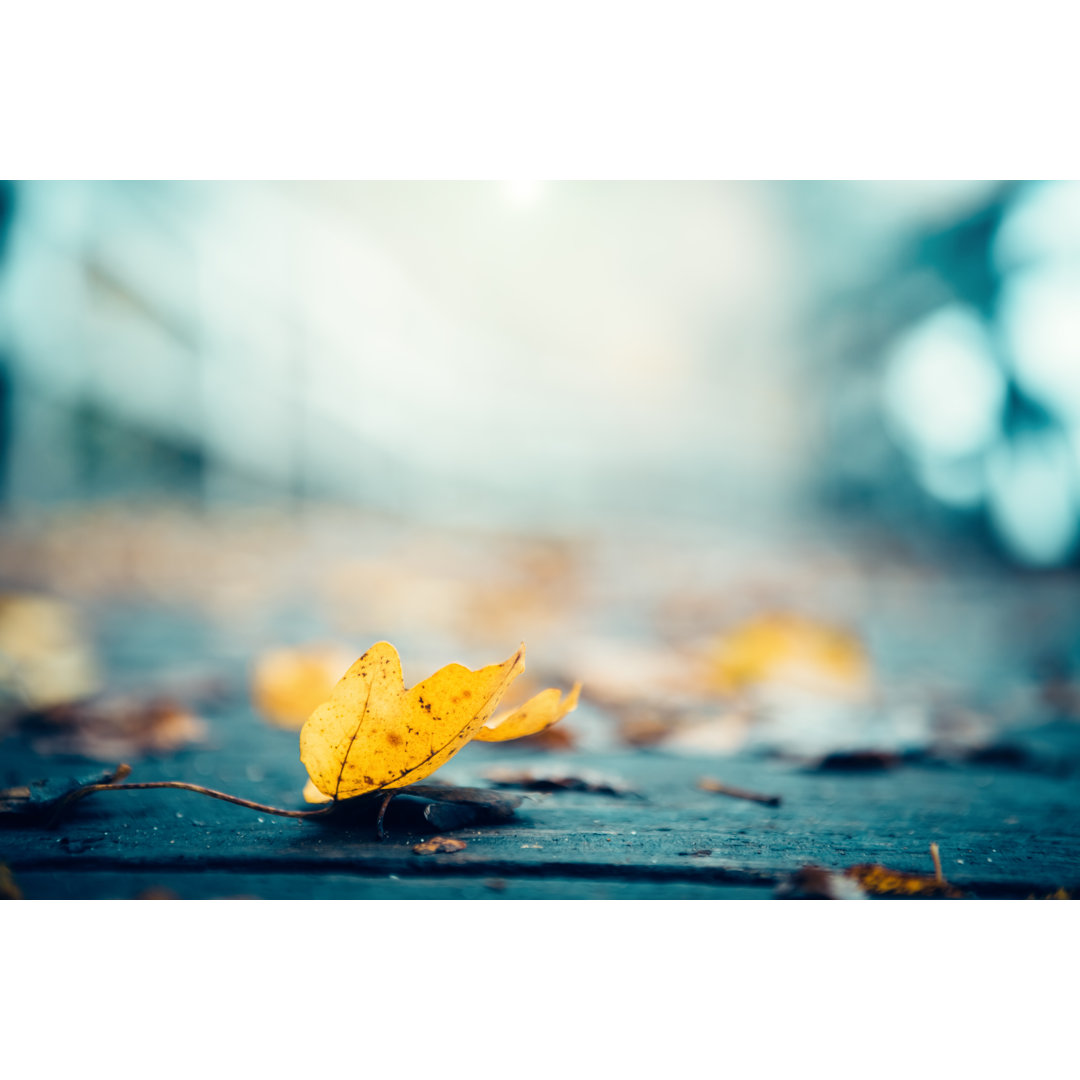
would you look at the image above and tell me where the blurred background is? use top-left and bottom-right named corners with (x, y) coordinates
top-left (1, 180), bottom-right (1078, 565)
top-left (2, 180), bottom-right (1080, 774)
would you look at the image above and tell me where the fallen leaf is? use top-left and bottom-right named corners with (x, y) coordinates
top-left (301, 778), bottom-right (333, 804)
top-left (300, 642), bottom-right (525, 800)
top-left (0, 764), bottom-right (131, 822)
top-left (474, 682), bottom-right (581, 742)
top-left (603, 698), bottom-right (749, 753)
top-left (14, 696), bottom-right (206, 761)
top-left (413, 836), bottom-right (468, 855)
top-left (0, 864), bottom-right (23, 900)
top-left (251, 644), bottom-right (354, 729)
top-left (704, 614), bottom-right (871, 699)
top-left (483, 766), bottom-right (640, 797)
top-left (305, 783), bottom-right (523, 835)
top-left (662, 712), bottom-right (751, 755)
top-left (844, 864), bottom-right (966, 899)
top-left (813, 750), bottom-right (901, 772)
top-left (614, 707), bottom-right (679, 747)
top-left (775, 865), bottom-right (867, 900)
top-left (0, 594), bottom-right (100, 708)
top-left (962, 744), bottom-right (1034, 769)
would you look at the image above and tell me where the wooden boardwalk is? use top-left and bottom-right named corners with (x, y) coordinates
top-left (3, 513), bottom-right (1080, 899)
top-left (4, 714), bottom-right (1079, 899)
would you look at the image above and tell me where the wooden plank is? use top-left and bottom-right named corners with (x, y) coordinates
top-left (4, 741), bottom-right (1078, 898)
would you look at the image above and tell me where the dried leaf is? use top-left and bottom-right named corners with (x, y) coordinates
top-left (475, 682), bottom-right (581, 742)
top-left (775, 865), bottom-right (867, 900)
top-left (413, 836), bottom-right (467, 855)
top-left (251, 644), bottom-right (354, 730)
top-left (0, 593), bottom-right (100, 708)
top-left (300, 642), bottom-right (525, 800)
top-left (403, 783), bottom-right (522, 819)
top-left (0, 764), bottom-right (131, 822)
top-left (813, 750), bottom-right (901, 772)
top-left (0, 864), bottom-right (23, 900)
top-left (615, 708), bottom-right (679, 747)
top-left (604, 698), bottom-right (749, 753)
top-left (844, 864), bottom-right (966, 899)
top-left (483, 766), bottom-right (640, 797)
top-left (312, 783), bottom-right (522, 833)
top-left (704, 614), bottom-right (871, 698)
top-left (662, 712), bottom-right (751, 755)
top-left (15, 696), bottom-right (206, 761)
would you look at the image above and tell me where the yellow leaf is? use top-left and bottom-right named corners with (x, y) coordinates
top-left (0, 594), bottom-right (100, 708)
top-left (300, 642), bottom-right (525, 800)
top-left (704, 613), bottom-right (871, 698)
top-left (475, 682), bottom-right (582, 742)
top-left (844, 864), bottom-right (966, 899)
top-left (301, 779), bottom-right (333, 804)
top-left (252, 644), bottom-right (354, 729)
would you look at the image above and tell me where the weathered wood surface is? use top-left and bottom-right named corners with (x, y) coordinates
top-left (4, 722), bottom-right (1079, 898)
top-left (3, 516), bottom-right (1080, 899)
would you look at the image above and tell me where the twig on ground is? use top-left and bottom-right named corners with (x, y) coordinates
top-left (697, 777), bottom-right (782, 807)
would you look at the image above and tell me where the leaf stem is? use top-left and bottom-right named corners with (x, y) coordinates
top-left (930, 841), bottom-right (944, 883)
top-left (64, 781), bottom-right (336, 819)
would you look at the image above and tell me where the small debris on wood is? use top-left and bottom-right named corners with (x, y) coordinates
top-left (611, 704), bottom-right (684, 747)
top-left (812, 750), bottom-right (901, 772)
top-left (844, 863), bottom-right (966, 899)
top-left (662, 713), bottom-right (751, 755)
top-left (12, 695), bottom-right (206, 761)
top-left (483, 766), bottom-right (641, 797)
top-left (838, 841), bottom-right (967, 898)
top-left (963, 744), bottom-right (1034, 769)
top-left (0, 593), bottom-right (100, 709)
top-left (930, 841), bottom-right (943, 883)
top-left (603, 697), bottom-right (750, 755)
top-left (697, 777), bottom-right (781, 807)
top-left (0, 863), bottom-right (23, 900)
top-left (775, 865), bottom-right (867, 900)
top-left (0, 764), bottom-right (132, 823)
top-left (413, 836), bottom-right (468, 855)
top-left (320, 784), bottom-right (523, 836)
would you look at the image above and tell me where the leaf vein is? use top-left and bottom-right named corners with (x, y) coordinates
top-left (334, 677), bottom-right (375, 800)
